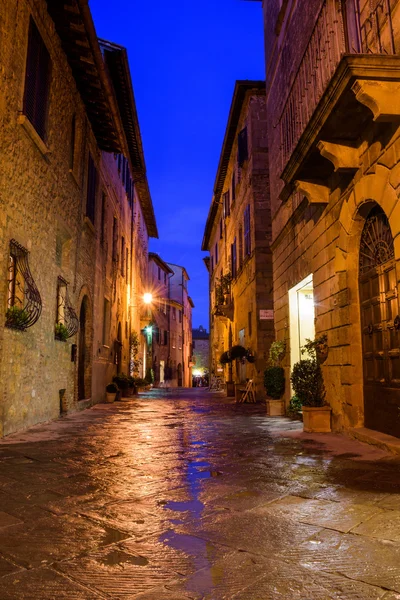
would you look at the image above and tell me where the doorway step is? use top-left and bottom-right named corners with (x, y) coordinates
top-left (349, 427), bottom-right (400, 456)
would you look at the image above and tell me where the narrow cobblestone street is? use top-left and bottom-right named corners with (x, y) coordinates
top-left (0, 389), bottom-right (400, 599)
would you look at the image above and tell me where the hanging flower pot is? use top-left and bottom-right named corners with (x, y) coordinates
top-left (219, 351), bottom-right (231, 365)
top-left (230, 345), bottom-right (247, 360)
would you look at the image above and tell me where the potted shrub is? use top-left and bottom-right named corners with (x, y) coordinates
top-left (106, 382), bottom-right (118, 403)
top-left (113, 374), bottom-right (130, 398)
top-left (265, 340), bottom-right (286, 416)
top-left (230, 345), bottom-right (247, 360)
top-left (134, 377), bottom-right (147, 392)
top-left (291, 335), bottom-right (331, 432)
top-left (287, 395), bottom-right (302, 420)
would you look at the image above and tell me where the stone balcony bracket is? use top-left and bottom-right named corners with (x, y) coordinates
top-left (294, 180), bottom-right (330, 205)
top-left (316, 141), bottom-right (360, 172)
top-left (352, 80), bottom-right (400, 122)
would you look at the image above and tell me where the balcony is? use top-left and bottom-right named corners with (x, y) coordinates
top-left (278, 0), bottom-right (400, 197)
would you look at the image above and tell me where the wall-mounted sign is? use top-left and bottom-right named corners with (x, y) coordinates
top-left (260, 309), bottom-right (274, 320)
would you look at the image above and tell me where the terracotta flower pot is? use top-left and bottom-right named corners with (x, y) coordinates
top-left (266, 399), bottom-right (285, 416)
top-left (106, 392), bottom-right (116, 403)
top-left (302, 406), bottom-right (331, 433)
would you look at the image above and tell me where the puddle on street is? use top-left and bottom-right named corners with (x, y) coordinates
top-left (101, 527), bottom-right (130, 546)
top-left (98, 549), bottom-right (149, 567)
top-left (160, 432), bottom-right (217, 596)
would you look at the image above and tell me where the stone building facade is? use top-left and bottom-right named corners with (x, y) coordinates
top-left (147, 253), bottom-right (173, 386)
top-left (167, 264), bottom-right (194, 388)
top-left (0, 0), bottom-right (157, 436)
top-left (202, 81), bottom-right (274, 399)
top-left (192, 326), bottom-right (210, 375)
top-left (261, 0), bottom-right (400, 437)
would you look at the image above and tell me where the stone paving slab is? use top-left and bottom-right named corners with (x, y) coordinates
top-left (258, 494), bottom-right (383, 532)
top-left (0, 390), bottom-right (399, 599)
top-left (0, 567), bottom-right (104, 599)
top-left (278, 528), bottom-right (400, 593)
top-left (352, 509), bottom-right (400, 541)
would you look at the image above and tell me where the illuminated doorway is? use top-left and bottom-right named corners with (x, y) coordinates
top-left (289, 274), bottom-right (315, 371)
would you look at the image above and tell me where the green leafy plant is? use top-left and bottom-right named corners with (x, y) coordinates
top-left (106, 382), bottom-right (118, 393)
top-left (134, 377), bottom-right (147, 387)
top-left (113, 374), bottom-right (130, 390)
top-left (129, 330), bottom-right (142, 376)
top-left (269, 340), bottom-right (286, 366)
top-left (301, 334), bottom-right (328, 361)
top-left (290, 359), bottom-right (326, 407)
top-left (230, 345), bottom-right (247, 360)
top-left (264, 366), bottom-right (285, 399)
top-left (219, 351), bottom-right (231, 365)
top-left (6, 306), bottom-right (29, 330)
top-left (215, 273), bottom-right (232, 305)
top-left (246, 349), bottom-right (256, 363)
top-left (144, 367), bottom-right (154, 385)
top-left (55, 322), bottom-right (69, 342)
top-left (287, 395), bottom-right (302, 419)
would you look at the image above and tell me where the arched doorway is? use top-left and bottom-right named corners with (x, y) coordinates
top-left (177, 363), bottom-right (183, 387)
top-left (359, 205), bottom-right (400, 437)
top-left (78, 296), bottom-right (90, 400)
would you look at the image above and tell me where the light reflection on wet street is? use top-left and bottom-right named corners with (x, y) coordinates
top-left (0, 388), bottom-right (399, 598)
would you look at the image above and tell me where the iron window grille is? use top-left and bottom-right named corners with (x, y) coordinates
top-left (55, 276), bottom-right (79, 340)
top-left (6, 240), bottom-right (42, 331)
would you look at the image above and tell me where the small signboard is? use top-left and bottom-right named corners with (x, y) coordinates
top-left (260, 309), bottom-right (274, 320)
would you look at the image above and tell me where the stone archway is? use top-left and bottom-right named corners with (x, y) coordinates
top-left (335, 166), bottom-right (400, 434)
top-left (358, 205), bottom-right (400, 436)
top-left (78, 295), bottom-right (92, 401)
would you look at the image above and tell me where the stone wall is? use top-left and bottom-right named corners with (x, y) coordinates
top-left (0, 0), bottom-right (151, 435)
top-left (208, 89), bottom-right (274, 399)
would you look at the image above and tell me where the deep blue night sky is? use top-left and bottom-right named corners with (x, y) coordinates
top-left (91, 0), bottom-right (265, 328)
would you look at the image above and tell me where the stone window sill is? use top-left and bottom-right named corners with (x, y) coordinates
top-left (18, 115), bottom-right (51, 161)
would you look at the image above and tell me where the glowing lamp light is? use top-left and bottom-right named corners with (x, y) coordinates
top-left (143, 292), bottom-right (153, 305)
top-left (145, 325), bottom-right (153, 335)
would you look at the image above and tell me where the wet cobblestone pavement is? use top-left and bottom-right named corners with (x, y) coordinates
top-left (0, 389), bottom-right (400, 599)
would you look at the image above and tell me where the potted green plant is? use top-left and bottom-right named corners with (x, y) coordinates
top-left (55, 322), bottom-right (69, 342)
top-left (106, 382), bottom-right (118, 403)
top-left (265, 340), bottom-right (286, 416)
top-left (113, 374), bottom-right (130, 398)
top-left (230, 345), bottom-right (247, 360)
top-left (5, 306), bottom-right (29, 330)
top-left (291, 334), bottom-right (331, 432)
top-left (134, 377), bottom-right (147, 392)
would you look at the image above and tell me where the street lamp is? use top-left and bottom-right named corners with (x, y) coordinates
top-left (143, 292), bottom-right (153, 305)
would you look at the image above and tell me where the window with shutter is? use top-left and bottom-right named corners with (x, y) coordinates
top-left (215, 242), bottom-right (219, 265)
top-left (244, 204), bottom-right (251, 256)
top-left (86, 154), bottom-right (97, 224)
top-left (232, 172), bottom-right (236, 202)
top-left (24, 19), bottom-right (51, 141)
top-left (239, 226), bottom-right (243, 268)
top-left (231, 238), bottom-right (237, 278)
top-left (238, 127), bottom-right (248, 167)
top-left (223, 191), bottom-right (230, 218)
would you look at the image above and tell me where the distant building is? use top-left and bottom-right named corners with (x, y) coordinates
top-left (202, 81), bottom-right (274, 399)
top-left (192, 326), bottom-right (210, 376)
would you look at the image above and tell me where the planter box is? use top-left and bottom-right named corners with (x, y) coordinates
top-left (266, 399), bottom-right (285, 416)
top-left (302, 406), bottom-right (331, 433)
top-left (226, 381), bottom-right (235, 397)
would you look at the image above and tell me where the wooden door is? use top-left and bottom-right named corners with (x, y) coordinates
top-left (359, 207), bottom-right (400, 437)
